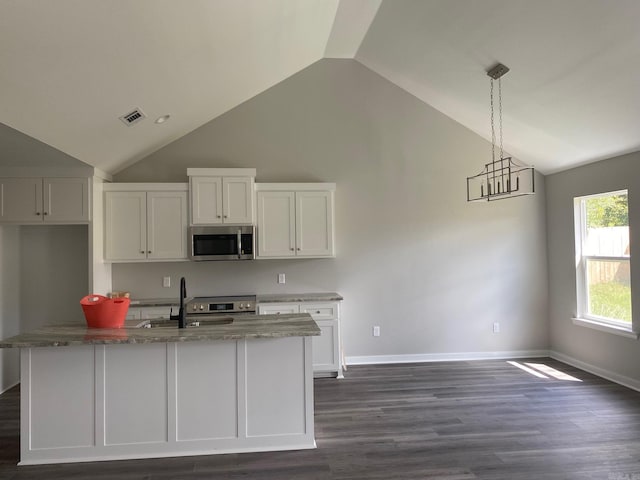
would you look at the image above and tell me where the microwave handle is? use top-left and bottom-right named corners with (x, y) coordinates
top-left (237, 229), bottom-right (242, 259)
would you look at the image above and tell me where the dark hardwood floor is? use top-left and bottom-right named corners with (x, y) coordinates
top-left (1, 358), bottom-right (640, 479)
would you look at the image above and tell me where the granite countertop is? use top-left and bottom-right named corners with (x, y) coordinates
top-left (0, 313), bottom-right (320, 349)
top-left (256, 292), bottom-right (343, 303)
top-left (128, 292), bottom-right (343, 306)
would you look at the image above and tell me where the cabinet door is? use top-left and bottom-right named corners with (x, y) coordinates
top-left (256, 191), bottom-right (296, 258)
top-left (301, 303), bottom-right (340, 373)
top-left (0, 177), bottom-right (42, 222)
top-left (190, 177), bottom-right (222, 225)
top-left (139, 307), bottom-right (175, 320)
top-left (147, 191), bottom-right (188, 260)
top-left (44, 178), bottom-right (90, 222)
top-left (257, 304), bottom-right (300, 315)
top-left (296, 191), bottom-right (334, 257)
top-left (105, 191), bottom-right (147, 261)
top-left (125, 308), bottom-right (141, 321)
top-left (311, 319), bottom-right (339, 372)
top-left (223, 176), bottom-right (253, 224)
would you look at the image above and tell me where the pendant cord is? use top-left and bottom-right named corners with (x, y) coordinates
top-left (490, 78), bottom-right (496, 163)
top-left (499, 77), bottom-right (503, 161)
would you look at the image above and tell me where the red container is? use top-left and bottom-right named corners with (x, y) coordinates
top-left (80, 295), bottom-right (130, 329)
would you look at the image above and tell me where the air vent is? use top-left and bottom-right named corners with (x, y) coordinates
top-left (119, 108), bottom-right (146, 126)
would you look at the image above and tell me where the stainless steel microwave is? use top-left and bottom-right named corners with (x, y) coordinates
top-left (188, 225), bottom-right (255, 261)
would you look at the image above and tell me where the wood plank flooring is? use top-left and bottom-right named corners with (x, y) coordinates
top-left (1, 358), bottom-right (640, 479)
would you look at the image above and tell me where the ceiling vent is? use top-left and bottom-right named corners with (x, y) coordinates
top-left (119, 108), bottom-right (146, 126)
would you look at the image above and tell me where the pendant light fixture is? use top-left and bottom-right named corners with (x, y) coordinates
top-left (466, 63), bottom-right (535, 202)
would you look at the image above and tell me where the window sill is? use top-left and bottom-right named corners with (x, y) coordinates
top-left (572, 317), bottom-right (639, 339)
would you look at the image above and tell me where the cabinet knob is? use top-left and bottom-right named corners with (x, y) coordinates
top-left (217, 215), bottom-right (221, 218)
top-left (224, 215), bottom-right (228, 218)
top-left (290, 248), bottom-right (294, 251)
top-left (316, 310), bottom-right (321, 314)
top-left (140, 250), bottom-right (145, 254)
top-left (36, 212), bottom-right (41, 216)
top-left (148, 251), bottom-right (151, 254)
top-left (43, 212), bottom-right (48, 216)
top-left (297, 248), bottom-right (301, 251)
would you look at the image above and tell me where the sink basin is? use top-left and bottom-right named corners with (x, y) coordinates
top-left (137, 316), bottom-right (234, 329)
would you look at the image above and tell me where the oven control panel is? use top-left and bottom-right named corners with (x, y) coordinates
top-left (186, 296), bottom-right (256, 315)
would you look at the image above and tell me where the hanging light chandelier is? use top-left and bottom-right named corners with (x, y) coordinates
top-left (466, 63), bottom-right (535, 202)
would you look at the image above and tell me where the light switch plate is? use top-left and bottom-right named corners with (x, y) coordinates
top-left (278, 273), bottom-right (286, 284)
top-left (163, 276), bottom-right (171, 288)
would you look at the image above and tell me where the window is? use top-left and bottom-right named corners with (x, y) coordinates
top-left (574, 190), bottom-right (632, 329)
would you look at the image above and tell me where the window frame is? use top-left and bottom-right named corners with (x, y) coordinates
top-left (574, 189), bottom-right (633, 332)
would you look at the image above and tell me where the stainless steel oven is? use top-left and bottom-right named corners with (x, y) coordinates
top-left (188, 225), bottom-right (255, 261)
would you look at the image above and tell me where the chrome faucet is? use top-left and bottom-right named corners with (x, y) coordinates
top-left (169, 277), bottom-right (187, 328)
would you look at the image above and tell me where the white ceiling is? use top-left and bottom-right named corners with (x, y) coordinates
top-left (1, 0), bottom-right (639, 175)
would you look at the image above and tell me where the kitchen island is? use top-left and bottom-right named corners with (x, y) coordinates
top-left (0, 313), bottom-right (320, 465)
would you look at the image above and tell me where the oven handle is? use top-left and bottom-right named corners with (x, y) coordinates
top-left (237, 229), bottom-right (242, 259)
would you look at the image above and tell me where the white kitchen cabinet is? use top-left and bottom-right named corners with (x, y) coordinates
top-left (188, 168), bottom-right (256, 225)
top-left (104, 184), bottom-right (188, 262)
top-left (255, 184), bottom-right (335, 259)
top-left (127, 306), bottom-right (176, 321)
top-left (0, 177), bottom-right (90, 223)
top-left (258, 300), bottom-right (342, 378)
top-left (18, 337), bottom-right (315, 464)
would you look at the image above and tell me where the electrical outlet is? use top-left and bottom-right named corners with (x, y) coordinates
top-left (373, 326), bottom-right (381, 337)
top-left (278, 273), bottom-right (286, 284)
top-left (163, 276), bottom-right (171, 288)
top-left (493, 322), bottom-right (500, 333)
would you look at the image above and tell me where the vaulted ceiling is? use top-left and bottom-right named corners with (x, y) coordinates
top-left (1, 0), bottom-right (639, 175)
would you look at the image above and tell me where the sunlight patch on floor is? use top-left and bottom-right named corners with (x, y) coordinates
top-left (507, 361), bottom-right (582, 382)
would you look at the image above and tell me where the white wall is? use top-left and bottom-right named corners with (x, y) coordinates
top-left (547, 150), bottom-right (640, 384)
top-left (0, 226), bottom-right (20, 392)
top-left (114, 59), bottom-right (549, 361)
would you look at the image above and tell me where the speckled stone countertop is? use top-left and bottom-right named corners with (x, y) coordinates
top-left (0, 313), bottom-right (320, 349)
top-left (127, 292), bottom-right (343, 307)
top-left (256, 292), bottom-right (343, 303)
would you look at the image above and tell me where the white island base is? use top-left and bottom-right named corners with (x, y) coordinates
top-left (20, 336), bottom-right (315, 465)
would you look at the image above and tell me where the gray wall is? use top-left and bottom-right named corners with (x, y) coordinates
top-left (547, 150), bottom-right (640, 383)
top-left (0, 123), bottom-right (91, 390)
top-left (0, 226), bottom-right (20, 392)
top-left (19, 225), bottom-right (88, 332)
top-left (115, 59), bottom-right (549, 360)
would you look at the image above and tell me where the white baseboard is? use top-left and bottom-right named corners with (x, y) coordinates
top-left (550, 350), bottom-right (640, 393)
top-left (345, 349), bottom-right (550, 366)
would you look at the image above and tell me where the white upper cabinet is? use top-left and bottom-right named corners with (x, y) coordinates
top-left (188, 168), bottom-right (255, 225)
top-left (0, 177), bottom-right (90, 223)
top-left (256, 191), bottom-right (296, 257)
top-left (296, 191), bottom-right (334, 257)
top-left (256, 183), bottom-right (335, 259)
top-left (104, 184), bottom-right (188, 262)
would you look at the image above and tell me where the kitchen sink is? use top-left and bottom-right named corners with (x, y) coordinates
top-left (138, 316), bottom-right (234, 328)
